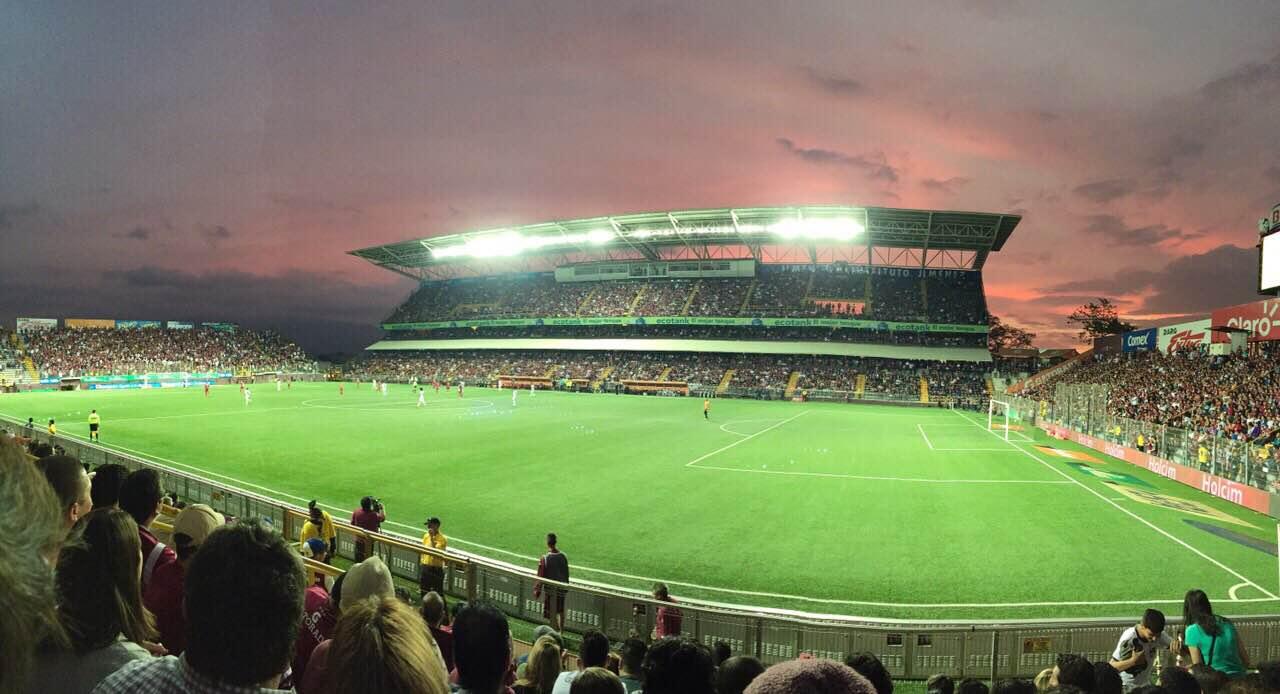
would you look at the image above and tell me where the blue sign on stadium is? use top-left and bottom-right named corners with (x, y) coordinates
top-left (1122, 328), bottom-right (1158, 352)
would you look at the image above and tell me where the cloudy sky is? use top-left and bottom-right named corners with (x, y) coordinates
top-left (3, 1), bottom-right (1279, 353)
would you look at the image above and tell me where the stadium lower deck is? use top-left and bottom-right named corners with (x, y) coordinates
top-left (4, 382), bottom-right (1278, 621)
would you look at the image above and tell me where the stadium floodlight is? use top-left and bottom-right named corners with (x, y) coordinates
top-left (768, 218), bottom-right (863, 241)
top-left (586, 229), bottom-right (615, 245)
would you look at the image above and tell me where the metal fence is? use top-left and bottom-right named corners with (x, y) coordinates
top-left (1004, 385), bottom-right (1278, 494)
top-left (11, 415), bottom-right (1280, 679)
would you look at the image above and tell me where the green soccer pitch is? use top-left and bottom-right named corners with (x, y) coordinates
top-left (4, 382), bottom-right (1279, 622)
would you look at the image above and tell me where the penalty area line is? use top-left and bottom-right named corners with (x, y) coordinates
top-left (686, 410), bottom-right (810, 468)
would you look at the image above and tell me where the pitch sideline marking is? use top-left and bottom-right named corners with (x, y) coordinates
top-left (6, 411), bottom-right (1275, 611)
top-left (917, 423), bottom-right (935, 450)
top-left (952, 409), bottom-right (1280, 600)
top-left (685, 410), bottom-right (810, 467)
top-left (689, 464), bottom-right (1074, 484)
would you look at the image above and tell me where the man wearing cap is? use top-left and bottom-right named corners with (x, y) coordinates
top-left (298, 556), bottom-right (396, 694)
top-left (420, 516), bottom-right (448, 601)
top-left (144, 503), bottom-right (225, 655)
top-left (301, 500), bottom-right (336, 561)
top-left (301, 538), bottom-right (332, 590)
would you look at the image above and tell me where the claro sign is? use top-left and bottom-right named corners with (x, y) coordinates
top-left (1122, 328), bottom-right (1157, 352)
top-left (1211, 300), bottom-right (1280, 342)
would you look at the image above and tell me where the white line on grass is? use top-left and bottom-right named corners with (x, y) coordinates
top-left (1229, 582), bottom-right (1251, 601)
top-left (951, 409), bottom-right (1280, 600)
top-left (917, 423), bottom-right (934, 450)
top-left (10, 411), bottom-right (1277, 612)
top-left (689, 464), bottom-right (1075, 484)
top-left (685, 410), bottom-right (810, 467)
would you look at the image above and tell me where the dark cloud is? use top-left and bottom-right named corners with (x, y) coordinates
top-left (1078, 214), bottom-right (1196, 246)
top-left (196, 224), bottom-right (232, 246)
top-left (0, 202), bottom-right (41, 230)
top-left (919, 177), bottom-right (971, 194)
top-left (1072, 179), bottom-right (1135, 203)
top-left (1200, 51), bottom-right (1280, 100)
top-left (267, 193), bottom-right (363, 215)
top-left (775, 138), bottom-right (899, 182)
top-left (801, 67), bottom-right (864, 97)
top-left (1266, 166), bottom-right (1280, 184)
top-left (1149, 133), bottom-right (1206, 168)
top-left (113, 226), bottom-right (153, 241)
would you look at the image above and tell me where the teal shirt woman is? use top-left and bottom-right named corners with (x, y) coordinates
top-left (1181, 589), bottom-right (1250, 677)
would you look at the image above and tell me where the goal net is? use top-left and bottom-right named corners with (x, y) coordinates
top-left (988, 399), bottom-right (1014, 440)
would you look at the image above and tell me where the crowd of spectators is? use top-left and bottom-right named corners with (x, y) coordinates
top-left (382, 266), bottom-right (989, 327)
top-left (0, 328), bottom-right (19, 369)
top-left (388, 324), bottom-right (988, 348)
top-left (23, 327), bottom-right (315, 377)
top-left (5, 434), bottom-right (1279, 693)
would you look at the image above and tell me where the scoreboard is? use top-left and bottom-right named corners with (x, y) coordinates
top-left (1260, 202), bottom-right (1280, 295)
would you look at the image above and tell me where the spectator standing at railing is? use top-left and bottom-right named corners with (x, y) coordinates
top-left (118, 469), bottom-right (177, 593)
top-left (420, 516), bottom-right (448, 602)
top-left (350, 495), bottom-right (385, 562)
top-left (650, 583), bottom-right (682, 639)
top-left (535, 533), bottom-right (570, 633)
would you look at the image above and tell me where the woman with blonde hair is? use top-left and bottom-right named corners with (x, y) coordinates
top-left (514, 635), bottom-right (562, 694)
top-left (326, 596), bottom-right (450, 694)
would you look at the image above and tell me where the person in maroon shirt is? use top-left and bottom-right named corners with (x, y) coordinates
top-left (651, 582), bottom-right (683, 639)
top-left (144, 503), bottom-right (225, 655)
top-left (421, 591), bottom-right (454, 672)
top-left (350, 496), bottom-right (386, 562)
top-left (293, 571), bottom-right (342, 684)
top-left (118, 468), bottom-right (177, 592)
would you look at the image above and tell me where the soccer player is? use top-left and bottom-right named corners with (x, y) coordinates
top-left (418, 386), bottom-right (426, 407)
top-left (88, 409), bottom-right (101, 442)
top-left (276, 377), bottom-right (282, 392)
top-left (530, 383), bottom-right (535, 397)
top-left (433, 379), bottom-right (439, 393)
top-left (703, 398), bottom-right (711, 420)
top-left (203, 382), bottom-right (210, 397)
top-left (339, 383), bottom-right (345, 396)
top-left (244, 386), bottom-right (252, 406)
top-left (381, 381), bottom-right (388, 397)
top-left (512, 388), bottom-right (518, 407)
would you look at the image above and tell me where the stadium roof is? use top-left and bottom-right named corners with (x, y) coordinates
top-left (350, 205), bottom-right (1021, 280)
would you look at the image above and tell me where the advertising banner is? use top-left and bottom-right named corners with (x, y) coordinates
top-left (1121, 328), bottom-right (1157, 352)
top-left (115, 320), bottom-right (161, 329)
top-left (382, 316), bottom-right (989, 334)
top-left (15, 317), bottom-right (57, 331)
top-left (1156, 319), bottom-right (1212, 353)
top-left (1042, 423), bottom-right (1271, 514)
top-left (1211, 299), bottom-right (1280, 342)
top-left (1092, 333), bottom-right (1123, 355)
top-left (166, 321), bottom-right (195, 329)
top-left (66, 318), bottom-right (115, 329)
top-left (79, 372), bottom-right (231, 383)
top-left (201, 322), bottom-right (238, 332)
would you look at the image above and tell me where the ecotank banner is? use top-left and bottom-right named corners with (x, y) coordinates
top-left (381, 316), bottom-right (989, 334)
top-left (115, 320), bottom-right (161, 329)
top-left (15, 317), bottom-right (57, 331)
top-left (166, 321), bottom-right (194, 330)
top-left (1211, 299), bottom-right (1280, 342)
top-left (1122, 328), bottom-right (1157, 352)
top-left (1156, 319), bottom-right (1211, 353)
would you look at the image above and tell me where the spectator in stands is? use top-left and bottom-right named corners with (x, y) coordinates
top-left (570, 668), bottom-right (625, 694)
top-left (31, 508), bottom-right (158, 692)
top-left (1108, 609), bottom-right (1170, 692)
top-left (642, 637), bottom-right (715, 694)
top-left (1181, 589), bottom-right (1249, 678)
top-left (301, 501), bottom-right (336, 560)
top-left (421, 591), bottom-right (454, 672)
top-left (1052, 654), bottom-right (1096, 692)
top-left (1190, 664), bottom-right (1228, 694)
top-left (617, 638), bottom-right (646, 694)
top-left (957, 678), bottom-right (990, 694)
top-left (845, 653), bottom-right (893, 694)
top-left (992, 680), bottom-right (1036, 694)
top-left (743, 658), bottom-right (875, 694)
top-left (651, 583), bottom-right (682, 639)
top-left (514, 635), bottom-right (561, 694)
top-left (420, 516), bottom-right (448, 601)
top-left (327, 596), bottom-right (450, 694)
top-left (712, 641), bottom-right (731, 668)
top-left (716, 656), bottom-right (765, 694)
top-left (35, 455), bottom-right (93, 530)
top-left (518, 625), bottom-right (563, 678)
top-left (1156, 668), bottom-right (1197, 694)
top-left (928, 674), bottom-right (956, 694)
top-left (118, 468), bottom-right (177, 592)
top-left (552, 629), bottom-right (610, 694)
top-left (143, 503), bottom-right (225, 656)
top-left (294, 572), bottom-right (343, 689)
top-left (94, 520), bottom-right (306, 693)
top-left (0, 440), bottom-right (65, 693)
top-left (453, 600), bottom-right (514, 694)
top-left (298, 556), bottom-right (395, 694)
top-left (90, 464), bottom-right (129, 510)
top-left (1092, 662), bottom-right (1122, 694)
top-left (535, 533), bottom-right (570, 632)
top-left (350, 495), bottom-right (385, 562)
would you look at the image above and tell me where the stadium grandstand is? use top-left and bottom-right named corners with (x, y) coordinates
top-left (349, 206), bottom-right (1014, 407)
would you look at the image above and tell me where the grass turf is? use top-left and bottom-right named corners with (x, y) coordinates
top-left (3, 382), bottom-right (1279, 621)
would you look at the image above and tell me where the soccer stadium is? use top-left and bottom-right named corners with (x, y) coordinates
top-left (7, 203), bottom-right (1280, 690)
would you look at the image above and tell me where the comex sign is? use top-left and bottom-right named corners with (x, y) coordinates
top-left (1122, 328), bottom-right (1157, 352)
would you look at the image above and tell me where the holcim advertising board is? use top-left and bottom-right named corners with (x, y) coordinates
top-left (1156, 318), bottom-right (1211, 353)
top-left (1210, 299), bottom-right (1280, 342)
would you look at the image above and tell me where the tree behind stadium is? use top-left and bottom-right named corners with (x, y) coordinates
top-left (1066, 298), bottom-right (1135, 340)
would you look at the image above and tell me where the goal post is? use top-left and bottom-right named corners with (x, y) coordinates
top-left (988, 399), bottom-right (1012, 441)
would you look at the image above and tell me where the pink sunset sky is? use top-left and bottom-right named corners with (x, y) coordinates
top-left (3, 1), bottom-right (1279, 353)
